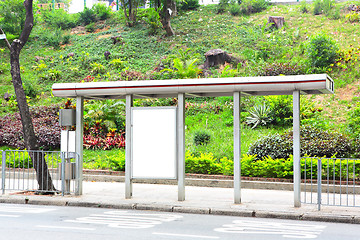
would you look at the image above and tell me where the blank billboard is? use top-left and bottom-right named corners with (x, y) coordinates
top-left (131, 107), bottom-right (177, 179)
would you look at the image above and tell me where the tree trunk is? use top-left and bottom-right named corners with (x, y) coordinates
top-left (161, 0), bottom-right (175, 37)
top-left (268, 16), bottom-right (285, 29)
top-left (8, 0), bottom-right (55, 192)
top-left (170, 0), bottom-right (177, 17)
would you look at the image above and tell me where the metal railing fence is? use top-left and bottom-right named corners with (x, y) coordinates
top-left (1, 150), bottom-right (78, 196)
top-left (301, 157), bottom-right (360, 210)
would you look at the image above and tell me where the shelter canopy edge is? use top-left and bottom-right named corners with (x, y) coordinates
top-left (52, 74), bottom-right (334, 99)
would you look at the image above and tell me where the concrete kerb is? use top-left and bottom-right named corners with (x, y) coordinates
top-left (0, 194), bottom-right (359, 225)
top-left (84, 174), bottom-right (295, 191)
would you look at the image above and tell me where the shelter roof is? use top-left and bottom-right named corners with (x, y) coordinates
top-left (52, 74), bottom-right (334, 99)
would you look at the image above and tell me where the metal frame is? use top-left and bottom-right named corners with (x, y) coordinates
top-left (1, 150), bottom-right (78, 195)
top-left (233, 92), bottom-right (241, 204)
top-left (75, 96), bottom-right (84, 195)
top-left (52, 74), bottom-right (335, 206)
top-left (302, 157), bottom-right (360, 208)
top-left (178, 93), bottom-right (185, 201)
top-left (130, 106), bottom-right (178, 180)
top-left (125, 95), bottom-right (133, 199)
top-left (293, 90), bottom-right (301, 207)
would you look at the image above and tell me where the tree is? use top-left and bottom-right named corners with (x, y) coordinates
top-left (119, 0), bottom-right (175, 36)
top-left (0, 0), bottom-right (56, 192)
top-left (0, 0), bottom-right (26, 38)
top-left (119, 0), bottom-right (143, 27)
top-left (154, 0), bottom-right (175, 36)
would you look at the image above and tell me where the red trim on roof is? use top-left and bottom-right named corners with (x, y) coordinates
top-left (52, 79), bottom-right (326, 92)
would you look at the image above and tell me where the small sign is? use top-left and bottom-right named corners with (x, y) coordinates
top-left (0, 34), bottom-right (6, 40)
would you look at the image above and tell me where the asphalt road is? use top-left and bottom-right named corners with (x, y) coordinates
top-left (0, 203), bottom-right (359, 240)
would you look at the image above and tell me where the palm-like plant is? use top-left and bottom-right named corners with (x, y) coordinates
top-left (246, 104), bottom-right (272, 129)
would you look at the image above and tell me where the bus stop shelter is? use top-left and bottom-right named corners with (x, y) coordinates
top-left (52, 74), bottom-right (334, 207)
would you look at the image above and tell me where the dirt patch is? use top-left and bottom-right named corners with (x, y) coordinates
top-left (335, 81), bottom-right (360, 101)
top-left (71, 26), bottom-right (86, 35)
top-left (97, 33), bottom-right (112, 39)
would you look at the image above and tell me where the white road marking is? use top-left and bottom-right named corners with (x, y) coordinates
top-left (214, 220), bottom-right (326, 239)
top-left (66, 210), bottom-right (183, 229)
top-left (36, 225), bottom-right (95, 231)
top-left (0, 205), bottom-right (56, 214)
top-left (0, 214), bottom-right (20, 218)
top-left (153, 232), bottom-right (220, 239)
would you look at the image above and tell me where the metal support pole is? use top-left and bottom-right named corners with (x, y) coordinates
top-left (125, 95), bottom-right (133, 199)
top-left (65, 126), bottom-right (71, 194)
top-left (233, 92), bottom-right (241, 204)
top-left (293, 90), bottom-right (301, 207)
top-left (52, 0), bottom-right (55, 11)
top-left (61, 152), bottom-right (65, 196)
top-left (84, 0), bottom-right (86, 9)
top-left (2, 151), bottom-right (6, 194)
top-left (317, 158), bottom-right (322, 211)
top-left (75, 97), bottom-right (84, 195)
top-left (116, 0), bottom-right (119, 10)
top-left (177, 93), bottom-right (185, 201)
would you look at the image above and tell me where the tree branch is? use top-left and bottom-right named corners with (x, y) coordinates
top-left (0, 27), bottom-right (11, 49)
top-left (18, 0), bottom-right (34, 50)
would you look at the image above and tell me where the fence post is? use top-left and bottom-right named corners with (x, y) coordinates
top-left (2, 151), bottom-right (5, 194)
top-left (317, 158), bottom-right (322, 211)
top-left (61, 152), bottom-right (65, 196)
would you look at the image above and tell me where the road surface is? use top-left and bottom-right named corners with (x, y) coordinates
top-left (0, 203), bottom-right (359, 240)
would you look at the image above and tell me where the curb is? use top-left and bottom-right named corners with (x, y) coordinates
top-left (0, 196), bottom-right (358, 225)
top-left (83, 174), bottom-right (295, 191)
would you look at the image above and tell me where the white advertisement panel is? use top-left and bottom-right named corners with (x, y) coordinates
top-left (131, 107), bottom-right (177, 179)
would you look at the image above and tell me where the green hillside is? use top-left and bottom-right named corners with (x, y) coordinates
top-left (1, 1), bottom-right (360, 167)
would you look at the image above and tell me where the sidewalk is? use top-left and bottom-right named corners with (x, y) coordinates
top-left (1, 181), bottom-right (360, 224)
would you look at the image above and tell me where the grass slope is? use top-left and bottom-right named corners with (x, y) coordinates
top-left (1, 2), bottom-right (360, 160)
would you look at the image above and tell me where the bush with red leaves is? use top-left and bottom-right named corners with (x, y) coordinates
top-left (0, 105), bottom-right (61, 150)
top-left (0, 104), bottom-right (126, 151)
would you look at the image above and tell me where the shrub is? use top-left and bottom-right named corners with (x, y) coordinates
top-left (246, 103), bottom-right (271, 129)
top-left (0, 0), bottom-right (26, 37)
top-left (110, 59), bottom-right (126, 70)
top-left (265, 95), bottom-right (293, 126)
top-left (41, 28), bottom-right (64, 49)
top-left (313, 0), bottom-right (322, 15)
top-left (346, 12), bottom-right (360, 23)
top-left (90, 62), bottom-right (106, 74)
top-left (240, 0), bottom-right (270, 15)
top-left (229, 3), bottom-right (241, 16)
top-left (217, 0), bottom-right (230, 14)
top-left (161, 58), bottom-right (202, 79)
top-left (346, 102), bottom-right (360, 138)
top-left (143, 8), bottom-right (162, 35)
top-left (120, 70), bottom-right (146, 81)
top-left (248, 126), bottom-right (352, 160)
top-left (322, 0), bottom-right (335, 16)
top-left (43, 9), bottom-right (78, 30)
top-left (0, 105), bottom-right (61, 150)
top-left (180, 0), bottom-right (201, 11)
top-left (85, 22), bottom-right (96, 33)
top-left (185, 152), bottom-right (222, 174)
top-left (258, 62), bottom-right (305, 76)
top-left (62, 34), bottom-right (71, 44)
top-left (306, 33), bottom-right (338, 69)
top-left (79, 7), bottom-right (97, 25)
top-left (299, 0), bottom-right (309, 13)
top-left (312, 0), bottom-right (335, 16)
top-left (220, 65), bottom-right (238, 77)
top-left (92, 3), bottom-right (112, 20)
top-left (23, 78), bottom-right (39, 98)
top-left (193, 130), bottom-right (211, 146)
